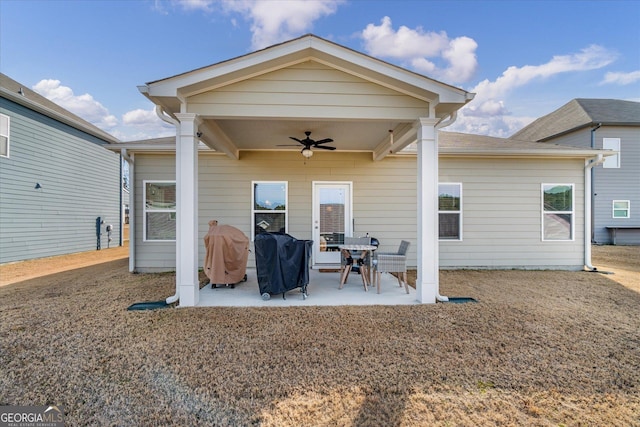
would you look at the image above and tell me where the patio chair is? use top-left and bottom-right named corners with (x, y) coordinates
top-left (340, 236), bottom-right (371, 289)
top-left (373, 240), bottom-right (410, 294)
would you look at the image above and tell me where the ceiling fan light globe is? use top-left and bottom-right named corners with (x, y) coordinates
top-left (302, 148), bottom-right (313, 158)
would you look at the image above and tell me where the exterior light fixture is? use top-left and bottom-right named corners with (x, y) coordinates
top-left (301, 147), bottom-right (313, 158)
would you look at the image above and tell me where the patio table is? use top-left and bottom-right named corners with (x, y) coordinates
top-left (338, 244), bottom-right (377, 291)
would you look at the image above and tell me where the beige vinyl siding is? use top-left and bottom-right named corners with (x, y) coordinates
top-left (440, 157), bottom-right (585, 269)
top-left (133, 152), bottom-right (587, 272)
top-left (187, 61), bottom-right (429, 120)
top-left (133, 151), bottom-right (418, 272)
top-left (133, 155), bottom-right (176, 271)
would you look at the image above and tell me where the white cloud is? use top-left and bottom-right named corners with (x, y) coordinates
top-left (33, 79), bottom-right (118, 131)
top-left (169, 0), bottom-right (343, 49)
top-left (118, 108), bottom-right (175, 141)
top-left (601, 70), bottom-right (640, 85)
top-left (175, 0), bottom-right (214, 11)
top-left (222, 0), bottom-right (344, 49)
top-left (450, 44), bottom-right (618, 137)
top-left (470, 45), bottom-right (617, 102)
top-left (361, 16), bottom-right (478, 84)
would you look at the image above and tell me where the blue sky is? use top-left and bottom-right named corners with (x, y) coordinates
top-left (1, 0), bottom-right (639, 141)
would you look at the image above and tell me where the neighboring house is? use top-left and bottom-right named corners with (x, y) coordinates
top-left (108, 34), bottom-right (610, 307)
top-left (0, 73), bottom-right (123, 263)
top-left (513, 99), bottom-right (640, 245)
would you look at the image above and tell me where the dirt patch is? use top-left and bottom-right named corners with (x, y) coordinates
top-left (0, 245), bottom-right (638, 425)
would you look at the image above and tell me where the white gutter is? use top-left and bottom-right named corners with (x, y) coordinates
top-left (584, 154), bottom-right (605, 271)
top-left (154, 106), bottom-right (180, 305)
top-left (432, 112), bottom-right (458, 302)
top-left (121, 149), bottom-right (135, 274)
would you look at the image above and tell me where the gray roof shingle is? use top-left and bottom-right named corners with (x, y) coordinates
top-left (511, 98), bottom-right (640, 141)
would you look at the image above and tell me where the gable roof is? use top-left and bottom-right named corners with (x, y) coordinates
top-left (0, 73), bottom-right (119, 144)
top-left (142, 34), bottom-right (474, 118)
top-left (512, 98), bottom-right (640, 142)
top-left (138, 34), bottom-right (475, 161)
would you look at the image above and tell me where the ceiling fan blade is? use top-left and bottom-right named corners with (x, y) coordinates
top-left (314, 138), bottom-right (333, 144)
top-left (276, 144), bottom-right (303, 147)
top-left (289, 137), bottom-right (304, 143)
top-left (315, 145), bottom-right (336, 150)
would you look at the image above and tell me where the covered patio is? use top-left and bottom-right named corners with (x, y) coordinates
top-left (197, 268), bottom-right (417, 307)
top-left (125, 34), bottom-right (474, 307)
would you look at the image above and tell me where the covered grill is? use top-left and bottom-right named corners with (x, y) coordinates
top-left (254, 232), bottom-right (313, 300)
top-left (203, 220), bottom-right (249, 288)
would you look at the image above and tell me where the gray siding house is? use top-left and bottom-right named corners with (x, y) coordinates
top-left (513, 99), bottom-right (640, 245)
top-left (108, 35), bottom-right (611, 307)
top-left (0, 73), bottom-right (123, 264)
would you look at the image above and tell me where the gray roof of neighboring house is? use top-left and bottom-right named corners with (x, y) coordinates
top-left (512, 98), bottom-right (640, 142)
top-left (0, 73), bottom-right (119, 144)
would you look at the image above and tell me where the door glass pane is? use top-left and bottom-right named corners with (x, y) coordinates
top-left (319, 187), bottom-right (345, 252)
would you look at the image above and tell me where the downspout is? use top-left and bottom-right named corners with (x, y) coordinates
top-left (584, 154), bottom-right (605, 271)
top-left (589, 123), bottom-right (601, 244)
top-left (121, 149), bottom-right (135, 274)
top-left (155, 106), bottom-right (181, 305)
top-left (431, 112), bottom-right (458, 302)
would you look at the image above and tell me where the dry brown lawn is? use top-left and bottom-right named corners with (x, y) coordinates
top-left (0, 245), bottom-right (638, 426)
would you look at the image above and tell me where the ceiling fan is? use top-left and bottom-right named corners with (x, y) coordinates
top-left (278, 131), bottom-right (336, 158)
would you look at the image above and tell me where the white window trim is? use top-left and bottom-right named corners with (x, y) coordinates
top-left (541, 183), bottom-right (575, 242)
top-left (251, 180), bottom-right (288, 240)
top-left (602, 138), bottom-right (621, 169)
top-left (612, 200), bottom-right (630, 219)
top-left (438, 182), bottom-right (463, 241)
top-left (143, 180), bottom-right (176, 242)
top-left (0, 113), bottom-right (9, 158)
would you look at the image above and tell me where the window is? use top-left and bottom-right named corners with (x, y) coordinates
top-left (602, 138), bottom-right (621, 168)
top-left (542, 184), bottom-right (574, 241)
top-left (252, 181), bottom-right (287, 239)
top-left (613, 200), bottom-right (630, 219)
top-left (439, 183), bottom-right (462, 240)
top-left (0, 113), bottom-right (9, 158)
top-left (144, 181), bottom-right (176, 241)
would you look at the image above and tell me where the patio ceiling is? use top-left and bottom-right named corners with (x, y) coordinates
top-left (211, 118), bottom-right (413, 152)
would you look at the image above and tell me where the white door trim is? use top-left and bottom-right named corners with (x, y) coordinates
top-left (312, 181), bottom-right (353, 267)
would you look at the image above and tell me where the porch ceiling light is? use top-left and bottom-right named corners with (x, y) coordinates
top-left (301, 147), bottom-right (314, 158)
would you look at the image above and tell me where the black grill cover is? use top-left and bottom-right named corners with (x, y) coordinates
top-left (254, 232), bottom-right (313, 297)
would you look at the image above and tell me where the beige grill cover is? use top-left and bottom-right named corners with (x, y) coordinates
top-left (203, 220), bottom-right (249, 284)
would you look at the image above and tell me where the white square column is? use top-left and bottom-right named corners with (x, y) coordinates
top-left (416, 118), bottom-right (440, 304)
top-left (174, 113), bottom-right (201, 307)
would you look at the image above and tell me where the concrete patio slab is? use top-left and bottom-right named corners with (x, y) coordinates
top-left (195, 268), bottom-right (418, 307)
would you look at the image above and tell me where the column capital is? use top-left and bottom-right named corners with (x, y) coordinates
top-left (174, 112), bottom-right (202, 125)
top-left (417, 117), bottom-right (440, 127)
